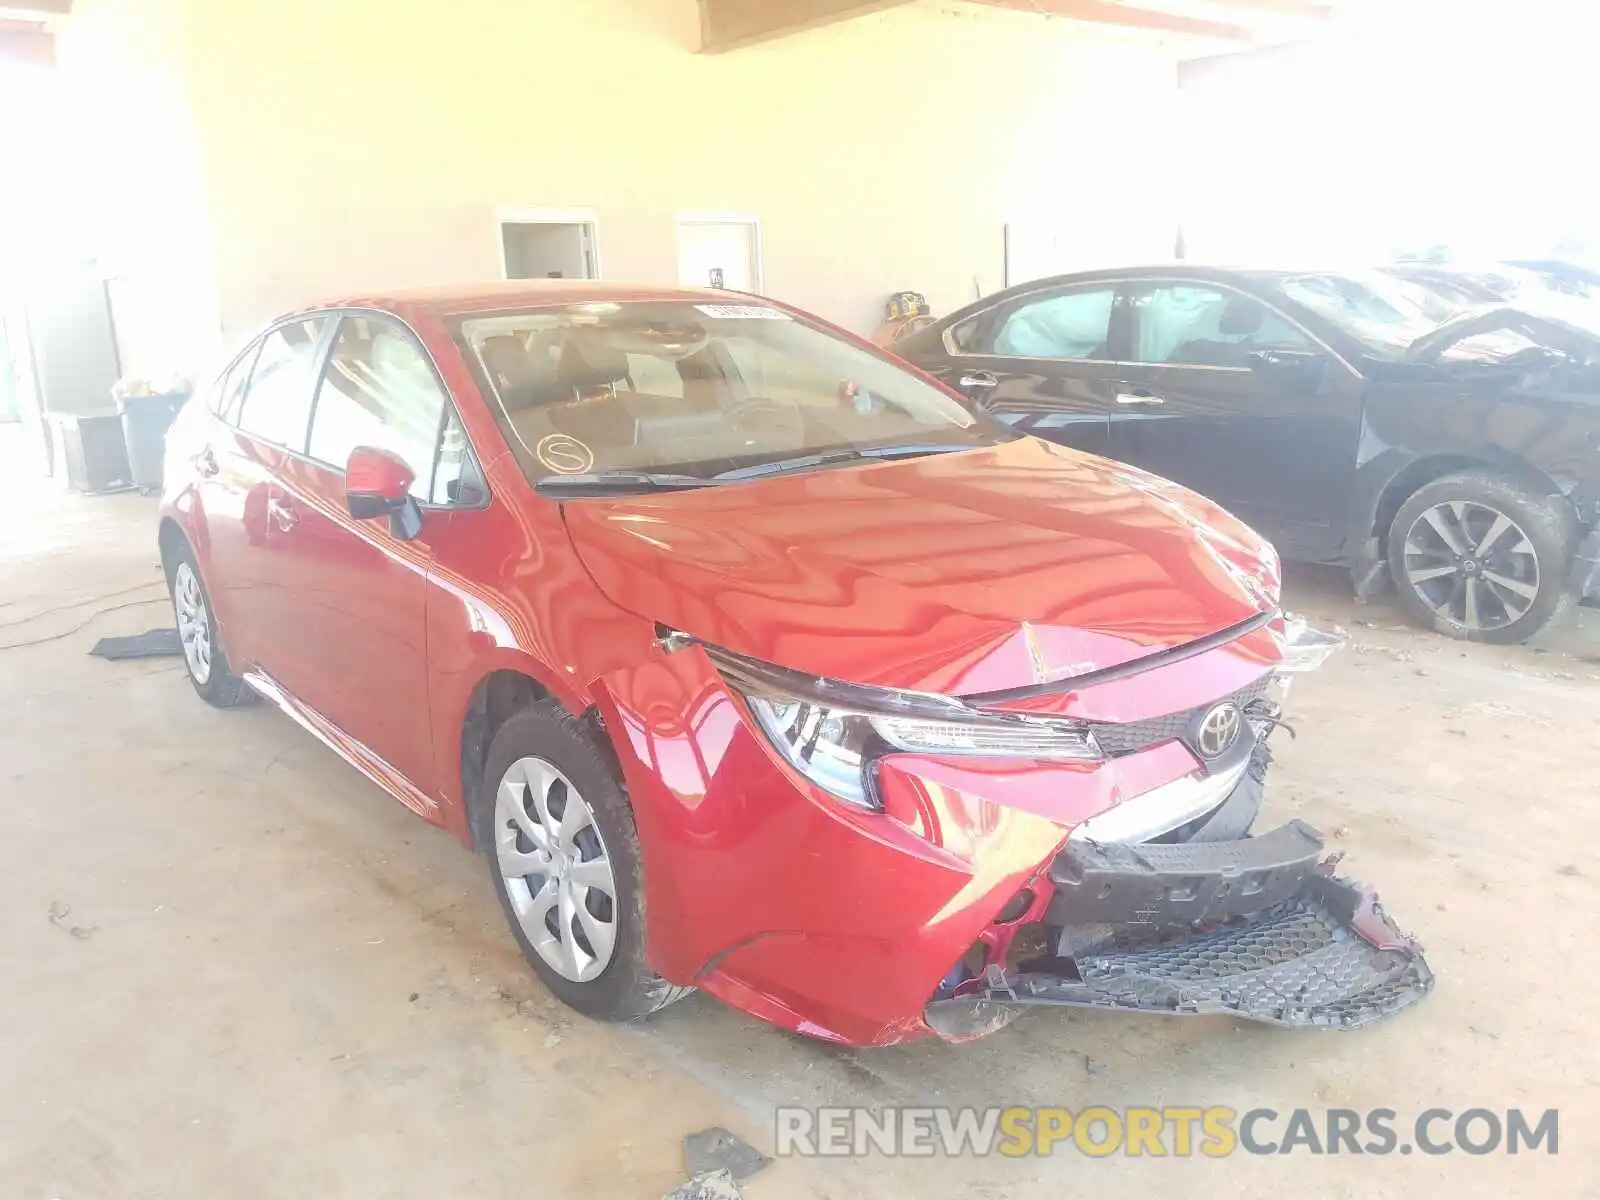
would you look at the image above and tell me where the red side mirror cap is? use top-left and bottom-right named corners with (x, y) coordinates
top-left (346, 446), bottom-right (415, 521)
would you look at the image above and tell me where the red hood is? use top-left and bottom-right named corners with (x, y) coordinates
top-left (561, 437), bottom-right (1280, 695)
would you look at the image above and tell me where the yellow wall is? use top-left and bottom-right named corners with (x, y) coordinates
top-left (178, 0), bottom-right (1182, 342)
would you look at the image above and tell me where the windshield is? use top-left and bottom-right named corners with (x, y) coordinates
top-left (454, 301), bottom-right (1011, 488)
top-left (1275, 272), bottom-right (1467, 357)
top-left (1279, 270), bottom-right (1600, 364)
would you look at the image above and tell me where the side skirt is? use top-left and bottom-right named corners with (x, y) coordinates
top-left (242, 669), bottom-right (439, 822)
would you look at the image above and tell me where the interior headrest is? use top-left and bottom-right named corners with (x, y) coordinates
top-left (480, 336), bottom-right (535, 388)
top-left (1219, 298), bottom-right (1264, 337)
top-left (558, 336), bottom-right (631, 390)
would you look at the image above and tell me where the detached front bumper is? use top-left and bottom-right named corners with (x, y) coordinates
top-left (925, 820), bottom-right (1434, 1038)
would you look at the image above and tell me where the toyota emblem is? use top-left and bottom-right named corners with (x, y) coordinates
top-left (1195, 702), bottom-right (1243, 760)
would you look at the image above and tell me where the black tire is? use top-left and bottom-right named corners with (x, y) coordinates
top-left (482, 702), bottom-right (691, 1021)
top-left (165, 540), bottom-right (254, 707)
top-left (1387, 469), bottom-right (1577, 644)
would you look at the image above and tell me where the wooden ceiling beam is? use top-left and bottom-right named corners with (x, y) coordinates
top-left (965, 0), bottom-right (1256, 42)
top-left (699, 0), bottom-right (917, 52)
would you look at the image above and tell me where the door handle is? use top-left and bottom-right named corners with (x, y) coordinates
top-left (194, 447), bottom-right (219, 477)
top-left (267, 497), bottom-right (300, 532)
top-left (1115, 392), bottom-right (1166, 406)
top-left (959, 371), bottom-right (999, 391)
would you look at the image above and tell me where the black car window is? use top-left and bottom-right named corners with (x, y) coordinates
top-left (948, 314), bottom-right (983, 353)
top-left (236, 317), bottom-right (330, 450)
top-left (1133, 285), bottom-right (1312, 368)
top-left (991, 288), bottom-right (1115, 359)
top-left (307, 315), bottom-right (452, 500)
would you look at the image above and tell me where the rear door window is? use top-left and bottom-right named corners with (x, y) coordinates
top-left (236, 317), bottom-right (331, 450)
top-left (209, 342), bottom-right (259, 423)
top-left (990, 288), bottom-right (1115, 359)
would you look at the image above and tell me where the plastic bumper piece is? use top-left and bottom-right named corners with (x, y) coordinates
top-left (1572, 526), bottom-right (1600, 600)
top-left (925, 823), bottom-right (1433, 1036)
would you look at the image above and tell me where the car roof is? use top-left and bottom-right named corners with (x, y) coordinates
top-left (294, 280), bottom-right (757, 321)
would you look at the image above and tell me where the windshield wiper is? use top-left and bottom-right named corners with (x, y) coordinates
top-left (535, 471), bottom-right (719, 496)
top-left (715, 444), bottom-right (971, 482)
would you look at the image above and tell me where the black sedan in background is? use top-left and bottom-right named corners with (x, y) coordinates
top-left (897, 265), bottom-right (1600, 643)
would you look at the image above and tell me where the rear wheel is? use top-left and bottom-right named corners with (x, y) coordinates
top-left (167, 543), bottom-right (253, 707)
top-left (1387, 470), bottom-right (1577, 643)
top-left (483, 703), bottom-right (690, 1021)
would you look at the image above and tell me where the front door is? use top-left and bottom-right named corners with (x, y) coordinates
top-left (1108, 282), bottom-right (1364, 557)
top-left (265, 313), bottom-right (459, 796)
top-left (921, 282), bottom-right (1122, 456)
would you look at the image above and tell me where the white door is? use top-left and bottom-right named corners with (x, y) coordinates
top-left (678, 221), bottom-right (759, 292)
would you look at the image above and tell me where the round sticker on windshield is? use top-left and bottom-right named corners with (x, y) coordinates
top-left (535, 434), bottom-right (595, 475)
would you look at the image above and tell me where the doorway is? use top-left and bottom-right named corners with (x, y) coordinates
top-left (501, 217), bottom-right (599, 281)
top-left (678, 217), bottom-right (761, 293)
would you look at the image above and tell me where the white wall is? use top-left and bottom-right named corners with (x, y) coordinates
top-left (53, 0), bottom-right (226, 380)
top-left (175, 0), bottom-right (1181, 342)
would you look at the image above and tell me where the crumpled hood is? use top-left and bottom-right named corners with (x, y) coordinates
top-left (561, 437), bottom-right (1279, 696)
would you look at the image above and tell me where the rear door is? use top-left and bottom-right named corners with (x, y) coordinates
top-left (180, 341), bottom-right (264, 660)
top-left (918, 282), bottom-right (1122, 456)
top-left (267, 312), bottom-right (473, 795)
top-left (195, 317), bottom-right (333, 670)
top-left (226, 315), bottom-right (336, 667)
top-left (1108, 281), bottom-right (1364, 557)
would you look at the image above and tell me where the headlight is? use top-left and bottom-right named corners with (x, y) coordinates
top-left (708, 645), bottom-right (1101, 809)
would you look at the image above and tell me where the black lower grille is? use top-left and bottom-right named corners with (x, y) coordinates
top-left (1086, 675), bottom-right (1272, 757)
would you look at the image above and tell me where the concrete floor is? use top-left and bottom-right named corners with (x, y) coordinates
top-left (2, 423), bottom-right (1597, 1199)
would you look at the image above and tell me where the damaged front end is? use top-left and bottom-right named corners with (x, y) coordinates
top-left (925, 616), bottom-right (1435, 1039)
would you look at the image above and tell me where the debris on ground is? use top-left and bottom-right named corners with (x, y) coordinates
top-left (681, 1132), bottom-right (768, 1190)
top-left (662, 1169), bottom-right (742, 1200)
top-left (47, 901), bottom-right (95, 940)
top-left (683, 1127), bottom-right (771, 1184)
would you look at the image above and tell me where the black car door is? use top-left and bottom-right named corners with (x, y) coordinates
top-left (1107, 280), bottom-right (1365, 558)
top-left (911, 282), bottom-right (1123, 456)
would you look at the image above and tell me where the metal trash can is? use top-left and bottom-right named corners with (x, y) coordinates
top-left (116, 390), bottom-right (187, 490)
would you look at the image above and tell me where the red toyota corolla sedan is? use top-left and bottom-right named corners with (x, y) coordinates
top-left (159, 283), bottom-right (1432, 1046)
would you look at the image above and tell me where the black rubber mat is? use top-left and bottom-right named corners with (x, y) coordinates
top-left (90, 628), bottom-right (183, 660)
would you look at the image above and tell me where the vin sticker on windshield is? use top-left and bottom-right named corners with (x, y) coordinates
top-left (694, 304), bottom-right (792, 321)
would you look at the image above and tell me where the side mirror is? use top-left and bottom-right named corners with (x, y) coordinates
top-left (346, 446), bottom-right (423, 540)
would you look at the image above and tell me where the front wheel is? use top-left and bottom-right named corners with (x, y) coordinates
top-left (1387, 470), bottom-right (1577, 644)
top-left (483, 702), bottom-right (691, 1021)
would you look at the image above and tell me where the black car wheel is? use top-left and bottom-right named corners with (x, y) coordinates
top-left (1387, 470), bottom-right (1577, 644)
top-left (482, 701), bottom-right (692, 1021)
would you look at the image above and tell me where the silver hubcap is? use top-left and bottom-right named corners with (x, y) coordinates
top-left (495, 757), bottom-right (618, 983)
top-left (1403, 500), bottom-right (1541, 631)
top-left (172, 562), bottom-right (213, 684)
